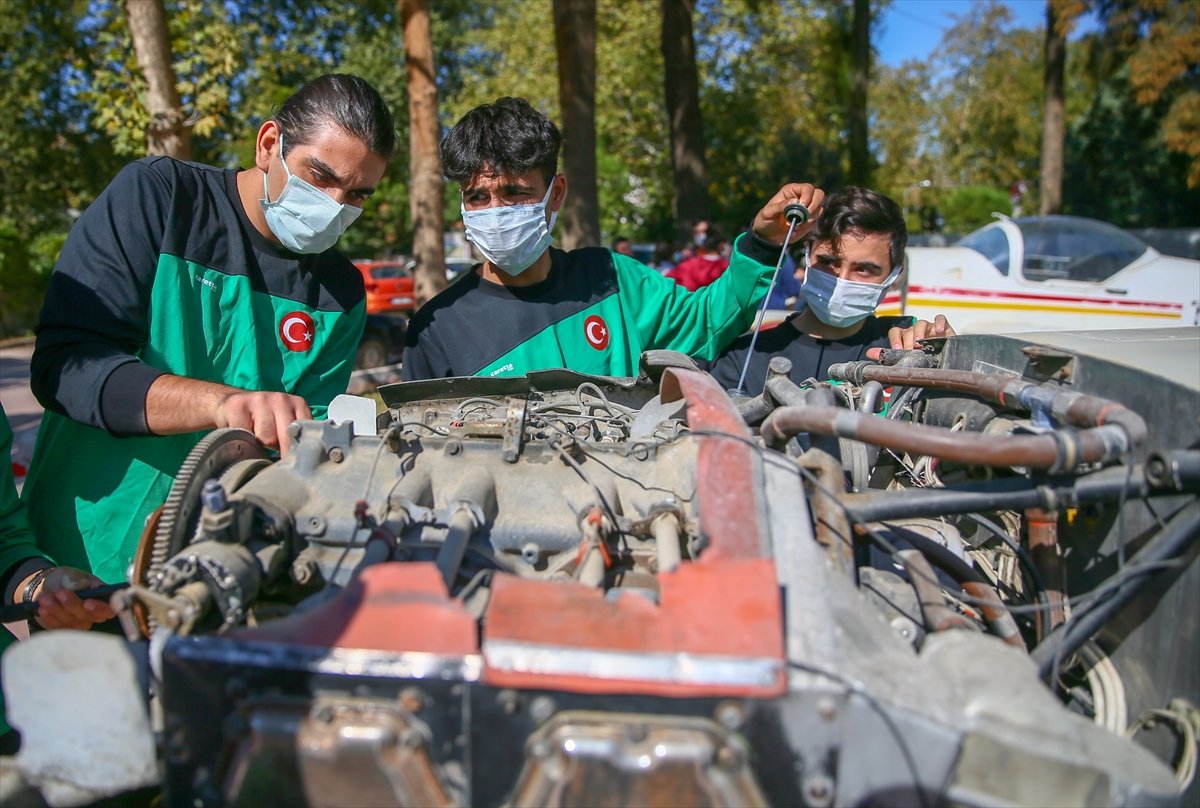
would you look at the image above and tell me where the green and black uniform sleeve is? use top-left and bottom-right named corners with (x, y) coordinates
top-left (403, 232), bottom-right (780, 380)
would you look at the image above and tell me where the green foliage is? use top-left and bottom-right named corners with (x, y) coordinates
top-left (84, 0), bottom-right (250, 162)
top-left (871, 0), bottom-right (1199, 231)
top-left (871, 2), bottom-right (1042, 219)
top-left (697, 0), bottom-right (844, 231)
top-left (0, 2), bottom-right (122, 335)
top-left (1063, 60), bottom-right (1200, 227)
top-left (6, 0), bottom-right (1198, 336)
top-left (940, 186), bottom-right (1012, 233)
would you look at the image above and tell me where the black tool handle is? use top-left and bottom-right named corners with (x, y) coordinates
top-left (784, 202), bottom-right (810, 226)
top-left (0, 582), bottom-right (129, 624)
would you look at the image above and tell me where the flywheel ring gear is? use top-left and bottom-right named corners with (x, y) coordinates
top-left (144, 428), bottom-right (269, 587)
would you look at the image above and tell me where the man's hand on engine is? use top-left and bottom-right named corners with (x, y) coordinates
top-left (214, 390), bottom-right (312, 455)
top-left (21, 567), bottom-right (117, 630)
top-left (752, 183), bottom-right (825, 245)
top-left (146, 375), bottom-right (311, 456)
top-left (867, 315), bottom-right (955, 359)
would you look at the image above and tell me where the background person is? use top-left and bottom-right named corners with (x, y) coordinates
top-left (610, 237), bottom-right (634, 258)
top-left (667, 223), bottom-right (731, 291)
top-left (403, 97), bottom-right (823, 381)
top-left (22, 74), bottom-right (394, 585)
top-left (707, 186), bottom-right (953, 396)
top-left (764, 246), bottom-right (804, 310)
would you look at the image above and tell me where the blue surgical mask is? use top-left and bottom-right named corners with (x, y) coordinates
top-left (801, 245), bottom-right (901, 328)
top-left (260, 134), bottom-right (362, 254)
top-left (461, 180), bottom-right (558, 275)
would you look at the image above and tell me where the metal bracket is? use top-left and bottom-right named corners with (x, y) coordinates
top-left (1022, 344), bottom-right (1076, 382)
top-left (503, 398), bottom-right (527, 463)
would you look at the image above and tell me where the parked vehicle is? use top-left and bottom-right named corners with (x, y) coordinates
top-left (401, 255), bottom-right (479, 283)
top-left (353, 259), bottom-right (416, 316)
top-left (890, 216), bottom-right (1200, 332)
top-left (356, 313), bottom-right (406, 370)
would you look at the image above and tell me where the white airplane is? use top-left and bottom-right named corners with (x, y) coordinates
top-left (882, 216), bottom-right (1199, 333)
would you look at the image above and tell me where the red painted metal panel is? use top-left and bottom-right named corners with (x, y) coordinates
top-left (235, 562), bottom-right (479, 656)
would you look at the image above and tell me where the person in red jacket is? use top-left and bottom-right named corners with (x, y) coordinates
top-left (667, 223), bottom-right (731, 291)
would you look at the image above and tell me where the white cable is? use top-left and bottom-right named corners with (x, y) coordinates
top-left (1078, 640), bottom-right (1127, 736)
top-left (1127, 699), bottom-right (1198, 789)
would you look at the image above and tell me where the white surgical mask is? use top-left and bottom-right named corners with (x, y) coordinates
top-left (800, 245), bottom-right (900, 328)
top-left (461, 179), bottom-right (559, 275)
top-left (260, 134), bottom-right (362, 254)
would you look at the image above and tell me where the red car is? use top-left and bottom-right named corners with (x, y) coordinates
top-left (353, 260), bottom-right (416, 315)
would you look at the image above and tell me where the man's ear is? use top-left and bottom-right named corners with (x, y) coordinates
top-left (254, 121), bottom-right (281, 172)
top-left (548, 174), bottom-right (568, 213)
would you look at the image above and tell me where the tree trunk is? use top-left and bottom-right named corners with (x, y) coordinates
top-left (401, 0), bottom-right (447, 306)
top-left (660, 0), bottom-right (709, 244)
top-left (848, 0), bottom-right (871, 186)
top-left (124, 0), bottom-right (190, 160)
top-left (1039, 1), bottom-right (1066, 215)
top-left (552, 0), bottom-right (600, 250)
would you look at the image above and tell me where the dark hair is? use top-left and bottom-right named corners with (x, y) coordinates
top-left (611, 237), bottom-right (631, 249)
top-left (809, 186), bottom-right (907, 271)
top-left (441, 97), bottom-right (561, 185)
top-left (702, 222), bottom-right (727, 248)
top-left (275, 74), bottom-right (397, 160)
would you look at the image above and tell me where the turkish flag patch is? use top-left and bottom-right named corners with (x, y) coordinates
top-left (280, 311), bottom-right (315, 352)
top-left (584, 315), bottom-right (610, 351)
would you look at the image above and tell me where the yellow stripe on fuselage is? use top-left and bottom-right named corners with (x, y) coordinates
top-left (902, 297), bottom-right (1181, 319)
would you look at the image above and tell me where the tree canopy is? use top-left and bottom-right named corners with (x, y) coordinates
top-left (2, 0), bottom-right (1196, 336)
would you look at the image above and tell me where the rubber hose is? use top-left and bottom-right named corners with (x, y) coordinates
top-left (760, 405), bottom-right (1124, 470)
top-left (826, 364), bottom-right (1148, 446)
top-left (868, 522), bottom-right (1026, 649)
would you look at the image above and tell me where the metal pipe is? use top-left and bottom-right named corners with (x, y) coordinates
top-left (962, 581), bottom-right (1027, 651)
top-left (897, 550), bottom-right (967, 633)
top-left (878, 523), bottom-right (1026, 650)
top-left (577, 508), bottom-right (608, 588)
top-left (1146, 450), bottom-right (1200, 491)
top-left (732, 356), bottom-right (801, 426)
top-left (764, 374), bottom-right (810, 407)
top-left (652, 513), bottom-right (682, 574)
top-left (1031, 499), bottom-right (1200, 678)
top-left (840, 462), bottom-right (1180, 523)
top-left (1026, 508), bottom-right (1064, 636)
top-left (827, 363), bottom-right (1148, 446)
top-left (761, 405), bottom-right (1130, 471)
top-left (858, 381), bottom-right (885, 414)
top-left (438, 511), bottom-right (483, 590)
top-left (435, 469), bottom-right (496, 589)
top-left (797, 449), bottom-right (857, 579)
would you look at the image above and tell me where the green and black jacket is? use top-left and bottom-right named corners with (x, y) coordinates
top-left (403, 235), bottom-right (780, 380)
top-left (23, 157), bottom-right (365, 583)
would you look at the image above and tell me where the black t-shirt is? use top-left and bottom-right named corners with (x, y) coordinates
top-left (706, 313), bottom-right (912, 396)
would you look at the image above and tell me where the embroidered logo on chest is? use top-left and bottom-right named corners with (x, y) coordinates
top-left (584, 315), bottom-right (610, 351)
top-left (280, 312), bottom-right (315, 352)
